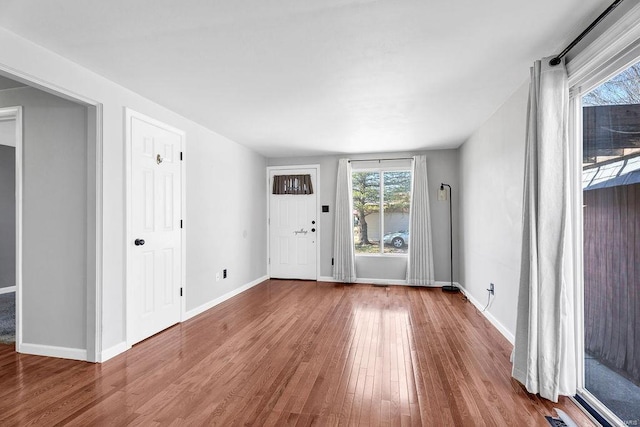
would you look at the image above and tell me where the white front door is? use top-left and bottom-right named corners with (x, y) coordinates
top-left (269, 168), bottom-right (318, 280)
top-left (128, 111), bottom-right (183, 345)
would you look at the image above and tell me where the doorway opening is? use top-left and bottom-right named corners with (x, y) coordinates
top-left (0, 109), bottom-right (17, 345)
top-left (0, 69), bottom-right (102, 361)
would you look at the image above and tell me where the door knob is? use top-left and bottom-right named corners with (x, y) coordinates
top-left (135, 238), bottom-right (145, 246)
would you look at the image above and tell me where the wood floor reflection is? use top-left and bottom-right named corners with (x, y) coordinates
top-left (0, 280), bottom-right (592, 426)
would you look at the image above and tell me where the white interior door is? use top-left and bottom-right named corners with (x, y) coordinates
top-left (128, 112), bottom-right (183, 345)
top-left (269, 168), bottom-right (318, 280)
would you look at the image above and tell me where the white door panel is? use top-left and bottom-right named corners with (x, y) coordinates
top-left (269, 168), bottom-right (317, 280)
top-left (129, 113), bottom-right (183, 345)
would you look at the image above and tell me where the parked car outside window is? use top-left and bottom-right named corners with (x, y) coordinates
top-left (383, 230), bottom-right (409, 248)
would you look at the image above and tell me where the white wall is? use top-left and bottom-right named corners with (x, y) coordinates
top-left (267, 149), bottom-right (459, 283)
top-left (459, 81), bottom-right (529, 341)
top-left (0, 26), bottom-right (267, 359)
top-left (186, 126), bottom-right (266, 311)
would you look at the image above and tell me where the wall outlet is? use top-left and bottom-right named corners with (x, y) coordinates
top-left (488, 283), bottom-right (495, 295)
top-left (223, 269), bottom-right (227, 279)
top-left (438, 188), bottom-right (448, 201)
top-left (216, 272), bottom-right (221, 282)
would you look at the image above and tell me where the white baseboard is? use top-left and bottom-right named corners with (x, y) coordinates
top-left (434, 280), bottom-right (459, 288)
top-left (459, 285), bottom-right (515, 344)
top-left (99, 341), bottom-right (130, 363)
top-left (318, 276), bottom-right (407, 285)
top-left (0, 286), bottom-right (16, 295)
top-left (319, 276), bottom-right (447, 288)
top-left (19, 343), bottom-right (88, 361)
top-left (355, 278), bottom-right (408, 286)
top-left (185, 275), bottom-right (268, 321)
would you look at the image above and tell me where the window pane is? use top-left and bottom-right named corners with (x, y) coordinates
top-left (582, 60), bottom-right (640, 424)
top-left (382, 171), bottom-right (411, 254)
top-left (352, 171), bottom-right (380, 254)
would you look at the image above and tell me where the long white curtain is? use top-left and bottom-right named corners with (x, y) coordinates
top-left (333, 159), bottom-right (356, 282)
top-left (512, 57), bottom-right (576, 402)
top-left (406, 155), bottom-right (435, 286)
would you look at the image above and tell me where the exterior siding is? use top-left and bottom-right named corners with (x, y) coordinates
top-left (584, 183), bottom-right (640, 385)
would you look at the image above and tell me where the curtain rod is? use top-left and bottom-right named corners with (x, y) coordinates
top-left (348, 157), bottom-right (413, 163)
top-left (549, 0), bottom-right (624, 66)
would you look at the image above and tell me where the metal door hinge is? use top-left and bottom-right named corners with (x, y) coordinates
top-left (180, 219), bottom-right (183, 228)
top-left (180, 287), bottom-right (183, 297)
top-left (180, 152), bottom-right (183, 161)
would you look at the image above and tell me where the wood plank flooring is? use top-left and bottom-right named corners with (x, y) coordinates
top-left (0, 280), bottom-right (593, 426)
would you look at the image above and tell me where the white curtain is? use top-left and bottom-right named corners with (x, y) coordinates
top-left (406, 155), bottom-right (435, 286)
top-left (512, 57), bottom-right (576, 402)
top-left (333, 159), bottom-right (356, 282)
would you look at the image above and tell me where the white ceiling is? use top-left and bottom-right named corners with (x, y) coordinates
top-left (0, 0), bottom-right (611, 157)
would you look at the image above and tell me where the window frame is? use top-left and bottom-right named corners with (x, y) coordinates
top-left (351, 165), bottom-right (412, 257)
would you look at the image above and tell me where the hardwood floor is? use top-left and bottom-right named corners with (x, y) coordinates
top-left (0, 280), bottom-right (593, 426)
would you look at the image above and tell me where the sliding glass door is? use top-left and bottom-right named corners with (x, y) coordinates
top-left (580, 60), bottom-right (640, 425)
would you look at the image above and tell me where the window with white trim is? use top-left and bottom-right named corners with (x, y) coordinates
top-left (351, 167), bottom-right (411, 255)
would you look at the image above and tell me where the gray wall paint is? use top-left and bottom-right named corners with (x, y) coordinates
top-left (267, 149), bottom-right (459, 283)
top-left (0, 87), bottom-right (88, 349)
top-left (459, 81), bottom-right (529, 338)
top-left (186, 127), bottom-right (267, 311)
top-left (0, 119), bottom-right (15, 146)
top-left (0, 142), bottom-right (15, 288)
top-left (356, 256), bottom-right (407, 281)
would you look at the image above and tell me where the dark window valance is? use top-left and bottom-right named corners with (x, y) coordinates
top-left (272, 174), bottom-right (314, 195)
